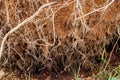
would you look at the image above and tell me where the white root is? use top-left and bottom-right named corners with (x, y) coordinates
top-left (0, 1), bottom-right (56, 58)
top-left (76, 0), bottom-right (115, 20)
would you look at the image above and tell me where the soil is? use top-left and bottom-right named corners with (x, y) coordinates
top-left (0, 0), bottom-right (120, 80)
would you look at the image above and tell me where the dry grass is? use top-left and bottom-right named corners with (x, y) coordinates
top-left (0, 0), bottom-right (120, 79)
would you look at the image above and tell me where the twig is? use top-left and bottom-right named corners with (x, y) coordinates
top-left (103, 36), bottom-right (120, 71)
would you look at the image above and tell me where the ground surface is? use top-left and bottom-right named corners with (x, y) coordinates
top-left (0, 0), bottom-right (120, 80)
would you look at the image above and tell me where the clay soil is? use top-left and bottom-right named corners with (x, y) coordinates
top-left (0, 0), bottom-right (120, 80)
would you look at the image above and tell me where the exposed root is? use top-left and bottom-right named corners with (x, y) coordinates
top-left (0, 1), bottom-right (56, 58)
top-left (0, 0), bottom-right (120, 76)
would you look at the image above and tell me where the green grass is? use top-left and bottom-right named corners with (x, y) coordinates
top-left (72, 65), bottom-right (81, 80)
top-left (71, 45), bottom-right (120, 80)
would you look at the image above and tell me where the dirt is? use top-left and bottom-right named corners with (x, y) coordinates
top-left (0, 0), bottom-right (120, 80)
